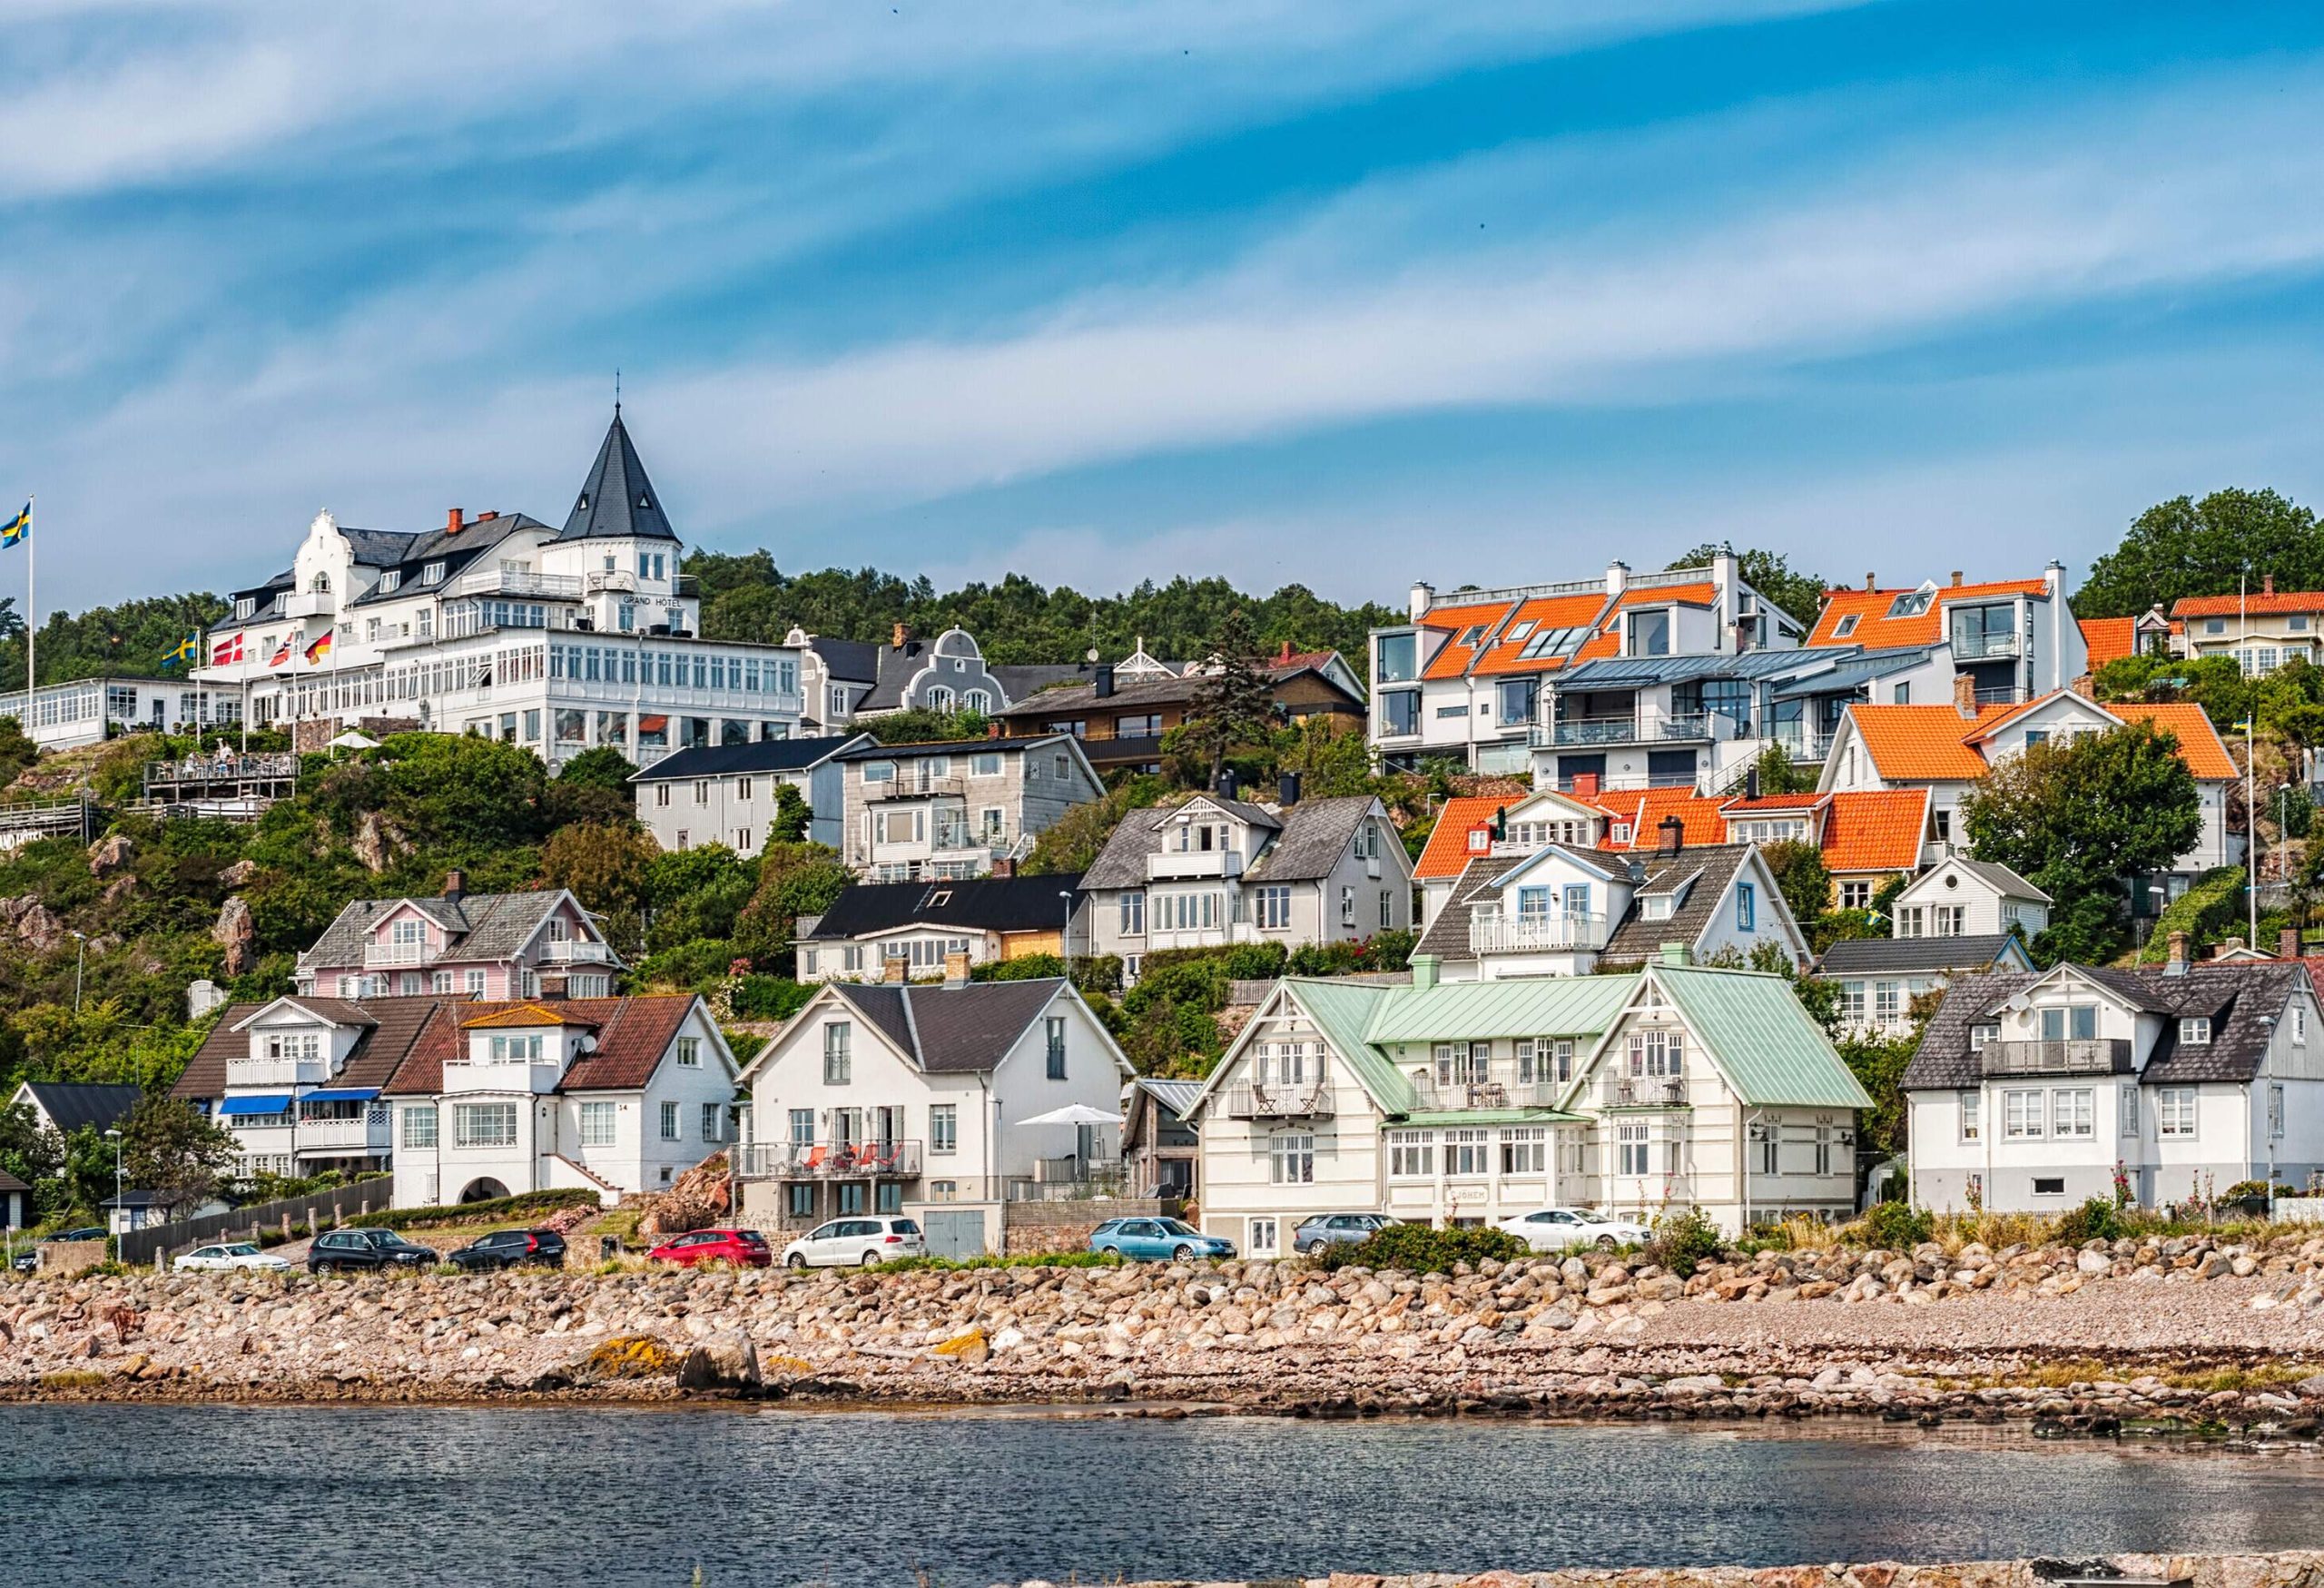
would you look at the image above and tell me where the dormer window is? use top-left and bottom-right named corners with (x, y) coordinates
top-left (1969, 1022), bottom-right (1998, 1050)
top-left (1887, 587), bottom-right (1934, 619)
top-left (379, 570), bottom-right (401, 595)
top-left (1640, 895), bottom-right (1674, 922)
top-left (235, 597), bottom-right (254, 620)
top-left (422, 562), bottom-right (445, 585)
top-left (2179, 1016), bottom-right (2211, 1046)
top-left (487, 1033), bottom-right (545, 1062)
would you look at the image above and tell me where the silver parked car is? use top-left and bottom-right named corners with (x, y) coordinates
top-left (1497, 1206), bottom-right (1651, 1252)
top-left (1291, 1212), bottom-right (1398, 1256)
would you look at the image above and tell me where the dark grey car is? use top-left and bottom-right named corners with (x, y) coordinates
top-left (1292, 1213), bottom-right (1397, 1255)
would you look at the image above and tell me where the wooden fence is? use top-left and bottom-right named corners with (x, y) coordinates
top-left (117, 1179), bottom-right (394, 1267)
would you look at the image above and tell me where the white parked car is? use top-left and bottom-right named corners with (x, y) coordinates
top-left (174, 1241), bottom-right (290, 1273)
top-left (780, 1216), bottom-right (927, 1269)
top-left (1497, 1207), bottom-right (1651, 1252)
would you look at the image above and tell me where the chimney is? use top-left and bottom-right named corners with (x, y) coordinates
top-left (943, 949), bottom-right (971, 989)
top-left (2265, 574), bottom-right (2277, 597)
top-left (991, 857), bottom-right (1016, 879)
top-left (2283, 926), bottom-right (2303, 962)
top-left (1950, 570), bottom-right (1963, 587)
top-left (478, 510), bottom-right (497, 523)
top-left (1409, 952), bottom-right (1440, 991)
top-left (891, 621), bottom-right (909, 649)
top-left (1278, 772), bottom-right (1302, 806)
top-left (444, 868), bottom-right (467, 902)
top-left (1409, 582), bottom-right (1435, 624)
top-left (1278, 641), bottom-right (1293, 663)
top-left (1660, 942), bottom-right (1690, 967)
top-left (1953, 671), bottom-right (1979, 718)
top-left (1745, 767), bottom-right (1760, 801)
top-left (1864, 572), bottom-right (1877, 593)
top-left (986, 719), bottom-right (1004, 738)
top-left (1605, 560), bottom-right (1630, 597)
top-left (1093, 665), bottom-right (1115, 699)
top-left (883, 956), bottom-right (908, 984)
top-left (1571, 770), bottom-right (1601, 798)
top-left (1217, 768), bottom-right (1238, 801)
top-left (1657, 813), bottom-right (1684, 855)
top-left (2166, 930), bottom-right (2189, 974)
top-left (2068, 672), bottom-right (2097, 701)
top-left (446, 508), bottom-right (462, 535)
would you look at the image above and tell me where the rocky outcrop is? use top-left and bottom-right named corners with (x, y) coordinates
top-left (86, 833), bottom-right (132, 876)
top-left (350, 811), bottom-right (405, 874)
top-left (4, 898), bottom-right (65, 953)
top-left (98, 875), bottom-right (135, 907)
top-left (635, 1153), bottom-right (730, 1238)
top-left (212, 897), bottom-right (254, 977)
top-left (1092, 1557), bottom-right (2324, 1588)
top-left (221, 858), bottom-right (259, 887)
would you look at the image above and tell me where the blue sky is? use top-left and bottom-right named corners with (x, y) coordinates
top-left (6, 1), bottom-right (2324, 614)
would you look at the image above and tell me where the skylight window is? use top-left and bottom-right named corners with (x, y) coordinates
top-left (1833, 614), bottom-right (1858, 638)
top-left (1507, 621), bottom-right (1536, 642)
top-left (1520, 626), bottom-right (1583, 660)
top-left (1459, 625), bottom-right (1486, 646)
top-left (1887, 587), bottom-right (1935, 619)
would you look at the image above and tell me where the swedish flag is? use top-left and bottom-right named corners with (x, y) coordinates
top-left (161, 630), bottom-right (199, 669)
top-left (0, 501), bottom-right (26, 548)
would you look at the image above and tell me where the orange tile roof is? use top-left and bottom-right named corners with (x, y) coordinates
top-left (2111, 702), bottom-right (2240, 780)
top-left (1587, 785), bottom-right (1730, 851)
top-left (1819, 789), bottom-right (1929, 873)
top-left (1470, 591), bottom-right (1611, 677)
top-left (1846, 703), bottom-right (2013, 781)
top-left (1806, 578), bottom-right (2050, 650)
top-left (2171, 591), bottom-right (2324, 618)
top-left (1718, 792), bottom-right (1828, 814)
top-left (2078, 616), bottom-right (2137, 668)
top-left (1413, 795), bottom-right (1514, 881)
top-left (1570, 583), bottom-right (1718, 663)
top-left (1417, 599), bottom-right (1519, 681)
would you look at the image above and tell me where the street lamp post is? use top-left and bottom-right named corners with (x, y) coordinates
top-left (103, 1126), bottom-right (123, 1241)
top-left (1058, 891), bottom-right (1076, 987)
top-left (69, 930), bottom-right (85, 1013)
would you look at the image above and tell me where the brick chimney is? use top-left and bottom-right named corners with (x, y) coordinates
top-left (943, 949), bottom-right (971, 989)
top-left (1953, 672), bottom-right (1979, 718)
top-left (1864, 572), bottom-right (1877, 592)
top-left (883, 955), bottom-right (908, 984)
top-left (991, 857), bottom-right (1016, 878)
top-left (2166, 930), bottom-right (2189, 972)
top-left (891, 621), bottom-right (910, 649)
top-left (1657, 813), bottom-right (1685, 854)
top-left (2282, 926), bottom-right (2303, 961)
top-left (446, 508), bottom-right (462, 535)
top-left (444, 867), bottom-right (467, 902)
top-left (1571, 770), bottom-right (1602, 798)
top-left (1950, 570), bottom-right (1963, 587)
top-left (2264, 574), bottom-right (2276, 597)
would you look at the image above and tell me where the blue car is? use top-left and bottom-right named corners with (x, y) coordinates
top-left (1089, 1217), bottom-right (1235, 1262)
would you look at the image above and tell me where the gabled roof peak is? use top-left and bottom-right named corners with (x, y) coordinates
top-left (558, 410), bottom-right (678, 543)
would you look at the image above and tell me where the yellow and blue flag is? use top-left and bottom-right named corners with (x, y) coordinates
top-left (161, 630), bottom-right (200, 669)
top-left (0, 501), bottom-right (26, 548)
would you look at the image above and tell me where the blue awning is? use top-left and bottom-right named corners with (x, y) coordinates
top-left (218, 1094), bottom-right (291, 1117)
top-left (303, 1088), bottom-right (379, 1103)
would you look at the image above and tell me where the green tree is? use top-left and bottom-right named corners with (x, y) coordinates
top-left (1760, 838), bottom-right (1833, 928)
top-left (2077, 488), bottom-right (2322, 618)
top-left (119, 1093), bottom-right (241, 1200)
top-left (1960, 724), bottom-right (2202, 963)
top-left (540, 822), bottom-right (658, 915)
top-left (858, 706), bottom-right (986, 745)
top-left (641, 844), bottom-right (759, 953)
top-left (1177, 609), bottom-right (1276, 790)
top-left (556, 745), bottom-right (636, 794)
top-left (0, 1099), bottom-right (61, 1202)
top-left (1024, 776), bottom-right (1167, 875)
top-left (771, 784), bottom-right (811, 843)
top-left (0, 715), bottom-right (38, 788)
top-left (1666, 544), bottom-right (1829, 631)
top-left (731, 843), bottom-right (854, 972)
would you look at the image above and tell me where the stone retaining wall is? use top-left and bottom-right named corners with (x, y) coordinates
top-left (1078, 1555), bottom-right (2324, 1588)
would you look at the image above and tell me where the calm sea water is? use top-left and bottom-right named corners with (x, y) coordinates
top-left (6, 1405), bottom-right (2324, 1588)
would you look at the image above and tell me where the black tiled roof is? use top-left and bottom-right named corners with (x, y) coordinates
top-left (557, 413), bottom-right (679, 543)
top-left (16, 1082), bottom-right (142, 1135)
top-left (1817, 935), bottom-right (2024, 975)
top-left (628, 735), bottom-right (867, 783)
top-left (831, 980), bottom-right (1069, 1074)
top-left (807, 874), bottom-right (1085, 939)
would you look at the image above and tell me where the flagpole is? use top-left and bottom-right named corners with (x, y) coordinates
top-left (22, 494), bottom-right (32, 735)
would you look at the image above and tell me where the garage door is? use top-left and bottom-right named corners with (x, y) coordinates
top-left (921, 1209), bottom-right (988, 1260)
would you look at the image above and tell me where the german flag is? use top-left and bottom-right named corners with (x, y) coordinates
top-left (304, 629), bottom-right (334, 666)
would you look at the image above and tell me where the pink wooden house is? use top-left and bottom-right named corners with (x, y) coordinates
top-left (294, 869), bottom-right (623, 1001)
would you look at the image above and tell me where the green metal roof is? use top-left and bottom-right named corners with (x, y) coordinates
top-left (1361, 974), bottom-right (1634, 1044)
top-left (1653, 963), bottom-right (1873, 1110)
top-left (1400, 1108), bottom-right (1583, 1127)
top-left (1280, 979), bottom-right (1413, 1113)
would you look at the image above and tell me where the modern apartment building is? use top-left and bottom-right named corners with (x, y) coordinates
top-left (193, 412), bottom-right (804, 767)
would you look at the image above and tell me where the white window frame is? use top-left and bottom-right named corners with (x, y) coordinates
top-left (1269, 1131), bottom-right (1315, 1185)
top-left (1959, 1091), bottom-right (1981, 1142)
top-left (578, 1100), bottom-right (616, 1148)
top-left (2156, 1086), bottom-right (2198, 1139)
top-left (2003, 1089), bottom-right (2044, 1140)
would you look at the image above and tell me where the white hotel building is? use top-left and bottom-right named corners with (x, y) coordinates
top-left (194, 412), bottom-right (803, 767)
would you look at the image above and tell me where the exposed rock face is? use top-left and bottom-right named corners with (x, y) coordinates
top-left (351, 811), bottom-right (404, 874)
top-left (86, 833), bottom-right (133, 876)
top-left (15, 902), bottom-right (64, 954)
top-left (99, 875), bottom-right (135, 907)
top-left (212, 896), bottom-right (254, 976)
top-left (677, 1330), bottom-right (761, 1390)
top-left (221, 859), bottom-right (259, 887)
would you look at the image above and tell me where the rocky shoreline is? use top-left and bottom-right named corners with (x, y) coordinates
top-left (9, 1233), bottom-right (2324, 1432)
top-left (1079, 1557), bottom-right (2324, 1588)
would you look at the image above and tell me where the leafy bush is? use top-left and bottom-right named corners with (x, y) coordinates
top-left (1643, 1207), bottom-right (1725, 1278)
top-left (1865, 1199), bottom-right (1933, 1250)
top-left (348, 1188), bottom-right (601, 1233)
top-left (2136, 865), bottom-right (2245, 963)
top-left (2054, 1196), bottom-right (2123, 1246)
top-left (1285, 931), bottom-right (1416, 976)
top-left (630, 938), bottom-right (744, 992)
top-left (1309, 1221), bottom-right (1526, 1273)
top-left (971, 952), bottom-right (1124, 995)
top-left (729, 975), bottom-right (817, 1022)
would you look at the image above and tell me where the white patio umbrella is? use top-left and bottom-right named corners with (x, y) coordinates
top-left (1015, 1103), bottom-right (1122, 1127)
top-left (327, 729), bottom-right (379, 751)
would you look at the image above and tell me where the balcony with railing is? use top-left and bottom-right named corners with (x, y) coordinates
top-left (454, 567), bottom-right (585, 600)
top-left (735, 1139), bottom-right (925, 1179)
top-left (1537, 717), bottom-right (1635, 747)
top-left (1979, 1039), bottom-right (2133, 1078)
top-left (362, 939), bottom-right (439, 969)
top-left (1600, 1076), bottom-right (1689, 1109)
top-left (586, 568), bottom-right (639, 596)
top-left (1467, 912), bottom-right (1610, 955)
top-left (1410, 1074), bottom-right (1564, 1110)
top-left (863, 774), bottom-right (969, 802)
top-left (1224, 1082), bottom-right (1335, 1119)
top-left (293, 1112), bottom-right (391, 1153)
top-left (441, 1052), bottom-right (566, 1094)
top-left (539, 939), bottom-right (615, 964)
top-left (226, 1056), bottom-right (334, 1088)
top-left (1148, 847), bottom-right (1246, 881)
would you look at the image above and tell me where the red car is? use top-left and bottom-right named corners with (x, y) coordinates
top-left (645, 1228), bottom-right (773, 1268)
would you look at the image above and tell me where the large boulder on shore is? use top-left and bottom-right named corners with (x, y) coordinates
top-left (678, 1331), bottom-right (762, 1391)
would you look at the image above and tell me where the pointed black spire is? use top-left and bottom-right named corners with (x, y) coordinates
top-left (558, 410), bottom-right (678, 542)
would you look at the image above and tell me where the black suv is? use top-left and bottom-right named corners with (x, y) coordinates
top-left (448, 1228), bottom-right (567, 1271)
top-left (307, 1228), bottom-right (439, 1274)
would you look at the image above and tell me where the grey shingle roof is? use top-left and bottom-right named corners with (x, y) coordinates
top-left (1416, 842), bottom-right (1760, 969)
top-left (1903, 962), bottom-right (2299, 1090)
top-left (1414, 855), bottom-right (1522, 960)
top-left (832, 980), bottom-right (1067, 1073)
top-left (1817, 935), bottom-right (2025, 975)
top-left (15, 1082), bottom-right (142, 1135)
top-left (1915, 857), bottom-right (2051, 902)
top-left (810, 636), bottom-right (881, 685)
top-left (347, 514), bottom-right (553, 607)
top-left (990, 672), bottom-right (1201, 719)
top-left (1244, 796), bottom-right (1380, 884)
top-left (297, 891), bottom-right (576, 972)
top-left (556, 413), bottom-right (679, 542)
